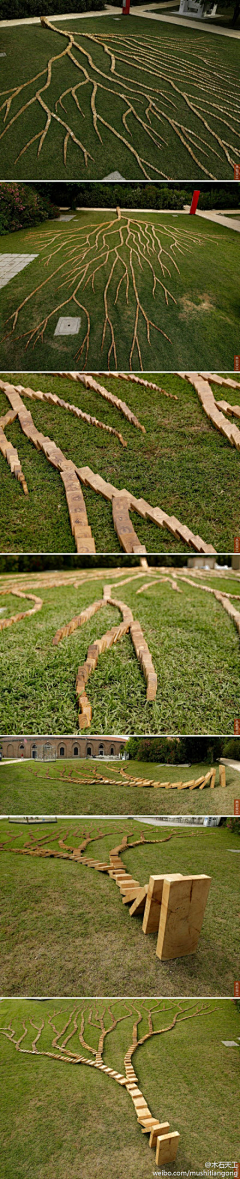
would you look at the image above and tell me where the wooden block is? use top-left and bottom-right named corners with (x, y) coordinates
top-left (156, 1131), bottom-right (180, 1165)
top-left (219, 765), bottom-right (226, 787)
top-left (209, 769), bottom-right (216, 789)
top-left (189, 775), bottom-right (206, 791)
top-left (153, 781), bottom-right (170, 788)
top-left (122, 886), bottom-right (143, 904)
top-left (156, 874), bottom-right (211, 960)
top-left (142, 875), bottom-right (166, 934)
top-left (149, 1122), bottom-right (170, 1148)
top-left (129, 885), bottom-right (148, 916)
top-left (119, 879), bottom-right (140, 893)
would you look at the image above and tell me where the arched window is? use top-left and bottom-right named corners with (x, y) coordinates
top-left (31, 744), bottom-right (37, 760)
top-left (99, 743), bottom-right (104, 756)
top-left (87, 746), bottom-right (92, 757)
top-left (110, 746), bottom-right (114, 756)
top-left (59, 746), bottom-right (65, 757)
top-left (73, 745), bottom-right (79, 757)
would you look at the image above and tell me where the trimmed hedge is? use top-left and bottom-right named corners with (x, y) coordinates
top-left (0, 183), bottom-right (58, 235)
top-left (0, 0), bottom-right (103, 18)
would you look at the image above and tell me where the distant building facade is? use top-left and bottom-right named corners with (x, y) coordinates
top-left (0, 735), bottom-right (127, 760)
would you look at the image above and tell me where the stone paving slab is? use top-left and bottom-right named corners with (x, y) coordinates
top-left (0, 254), bottom-right (38, 290)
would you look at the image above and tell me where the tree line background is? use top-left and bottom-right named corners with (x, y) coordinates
top-left (0, 182), bottom-right (239, 236)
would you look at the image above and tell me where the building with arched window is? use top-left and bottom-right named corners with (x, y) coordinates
top-left (0, 735), bottom-right (127, 760)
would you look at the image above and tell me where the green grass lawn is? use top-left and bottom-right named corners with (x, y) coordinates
top-left (0, 213), bottom-right (239, 368)
top-left (0, 997), bottom-right (238, 1179)
top-left (1, 371), bottom-right (240, 553)
top-left (0, 567), bottom-right (240, 733)
top-left (0, 757), bottom-right (238, 815)
top-left (0, 819), bottom-right (238, 996)
top-left (0, 15), bottom-right (239, 180)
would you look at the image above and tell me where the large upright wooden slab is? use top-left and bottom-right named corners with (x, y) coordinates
top-left (142, 874), bottom-right (182, 935)
top-left (156, 874), bottom-right (211, 960)
top-left (156, 1130), bottom-right (180, 1164)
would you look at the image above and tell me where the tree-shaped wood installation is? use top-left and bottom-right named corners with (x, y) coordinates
top-left (31, 758), bottom-right (226, 792)
top-left (0, 375), bottom-right (217, 555)
top-left (0, 826), bottom-right (211, 963)
top-left (2, 213), bottom-right (216, 368)
top-left (1, 566), bottom-right (240, 729)
top-left (0, 18), bottom-right (239, 177)
top-left (0, 1000), bottom-right (215, 1164)
top-left (52, 586), bottom-right (158, 725)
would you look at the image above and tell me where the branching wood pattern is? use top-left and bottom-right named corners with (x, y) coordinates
top-left (0, 376), bottom-right (216, 555)
top-left (0, 999), bottom-right (214, 1163)
top-left (1, 566), bottom-right (240, 728)
top-left (53, 588), bottom-right (157, 726)
top-left (31, 759), bottom-right (225, 792)
top-left (2, 214), bottom-right (214, 368)
top-left (0, 18), bottom-right (239, 177)
top-left (0, 825), bottom-right (211, 965)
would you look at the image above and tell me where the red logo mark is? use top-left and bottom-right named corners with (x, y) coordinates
top-left (234, 357), bottom-right (240, 371)
top-left (234, 165), bottom-right (240, 179)
top-left (234, 800), bottom-right (240, 815)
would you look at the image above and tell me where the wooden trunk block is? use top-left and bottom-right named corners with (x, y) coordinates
top-left (156, 1131), bottom-right (180, 1165)
top-left (149, 1122), bottom-right (170, 1148)
top-left (219, 765), bottom-right (226, 787)
top-left (156, 874), bottom-right (211, 960)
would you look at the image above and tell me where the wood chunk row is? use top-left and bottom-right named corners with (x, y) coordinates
top-left (53, 599), bottom-right (104, 646)
top-left (215, 399), bottom-right (240, 421)
top-left (183, 372), bottom-right (240, 450)
top-left (17, 381), bottom-right (127, 447)
top-left (130, 620), bottom-right (157, 702)
top-left (77, 464), bottom-right (216, 554)
top-left (76, 617), bottom-right (131, 729)
top-left (112, 494), bottom-right (146, 554)
top-left (119, 767), bottom-right (222, 790)
top-left (0, 589), bottom-right (43, 633)
top-left (0, 379), bottom-right (215, 555)
top-left (60, 466), bottom-right (96, 553)
top-left (0, 423), bottom-right (28, 495)
top-left (214, 590), bottom-right (240, 636)
top-left (0, 380), bottom-right (95, 554)
top-left (63, 372), bottom-right (145, 432)
top-left (107, 371), bottom-right (178, 401)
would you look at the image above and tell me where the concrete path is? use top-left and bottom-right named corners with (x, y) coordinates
top-left (220, 759), bottom-right (240, 773)
top-left (196, 211), bottom-right (240, 233)
top-left (0, 3), bottom-right (239, 36)
top-left (0, 254), bottom-right (38, 290)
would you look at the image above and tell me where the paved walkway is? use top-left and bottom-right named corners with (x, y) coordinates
top-left (220, 759), bottom-right (240, 773)
top-left (196, 211), bottom-right (240, 233)
top-left (0, 2), bottom-right (239, 36)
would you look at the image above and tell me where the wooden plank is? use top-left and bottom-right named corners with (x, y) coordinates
top-left (156, 1131), bottom-right (180, 1164)
top-left (142, 875), bottom-right (166, 934)
top-left (156, 874), bottom-right (211, 960)
top-left (149, 1122), bottom-right (170, 1148)
top-left (129, 885), bottom-right (148, 916)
